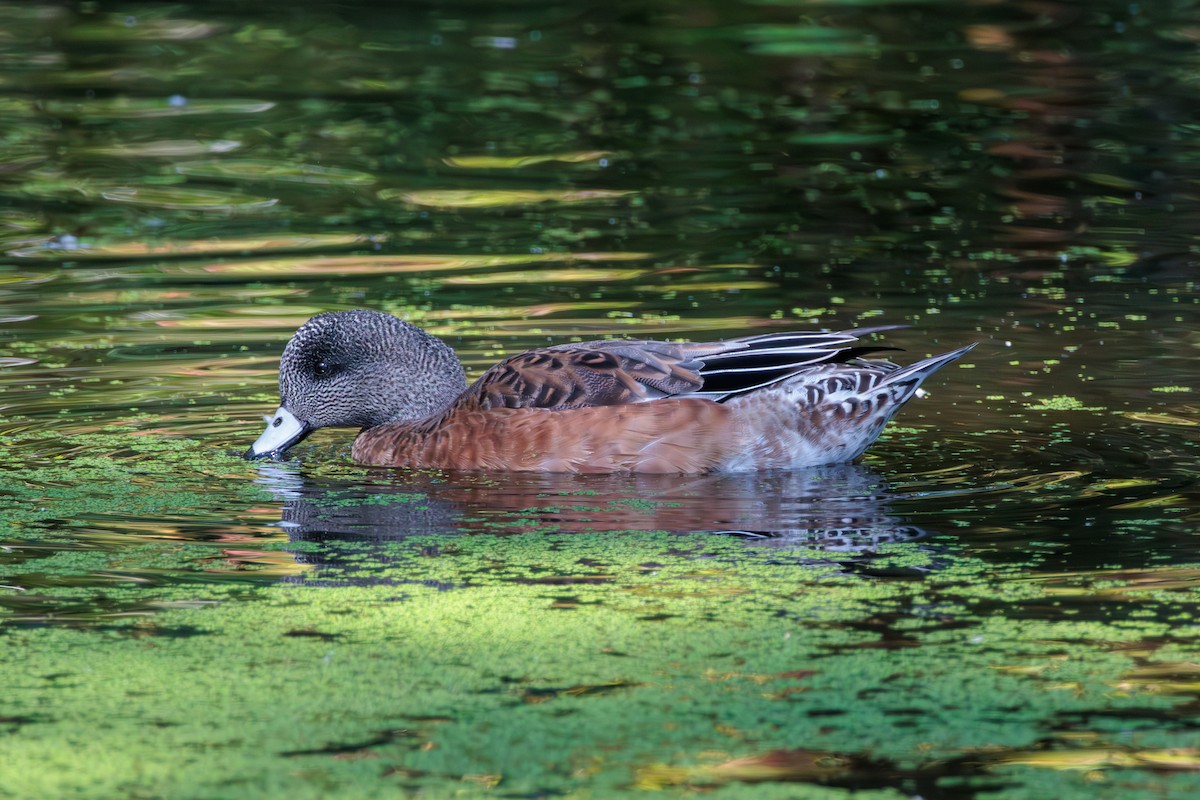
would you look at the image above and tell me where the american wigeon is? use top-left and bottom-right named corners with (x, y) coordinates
top-left (245, 310), bottom-right (974, 472)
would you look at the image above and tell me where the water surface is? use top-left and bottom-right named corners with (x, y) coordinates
top-left (2, 1), bottom-right (1199, 798)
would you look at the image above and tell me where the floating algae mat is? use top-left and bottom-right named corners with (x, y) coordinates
top-left (3, 0), bottom-right (1200, 797)
top-left (4, 437), bottom-right (1200, 799)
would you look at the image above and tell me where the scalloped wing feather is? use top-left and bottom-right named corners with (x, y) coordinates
top-left (456, 330), bottom-right (898, 412)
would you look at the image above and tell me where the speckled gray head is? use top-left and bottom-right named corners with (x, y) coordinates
top-left (245, 310), bottom-right (468, 460)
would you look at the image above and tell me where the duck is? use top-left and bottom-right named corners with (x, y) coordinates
top-left (245, 309), bottom-right (974, 473)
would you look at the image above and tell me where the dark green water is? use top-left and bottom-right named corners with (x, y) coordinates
top-left (2, 2), bottom-right (1199, 798)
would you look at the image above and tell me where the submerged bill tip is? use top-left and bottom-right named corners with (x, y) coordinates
top-left (245, 406), bottom-right (312, 460)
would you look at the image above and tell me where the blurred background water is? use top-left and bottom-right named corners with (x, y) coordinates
top-left (1, 1), bottom-right (1199, 798)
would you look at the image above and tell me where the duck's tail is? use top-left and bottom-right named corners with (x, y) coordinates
top-left (877, 342), bottom-right (976, 398)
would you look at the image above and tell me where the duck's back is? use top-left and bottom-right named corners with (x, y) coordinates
top-left (349, 333), bottom-right (973, 473)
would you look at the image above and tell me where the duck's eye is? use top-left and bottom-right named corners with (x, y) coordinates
top-left (307, 357), bottom-right (337, 378)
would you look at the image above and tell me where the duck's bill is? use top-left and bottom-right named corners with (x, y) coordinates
top-left (244, 406), bottom-right (313, 460)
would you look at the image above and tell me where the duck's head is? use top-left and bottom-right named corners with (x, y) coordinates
top-left (244, 310), bottom-right (468, 460)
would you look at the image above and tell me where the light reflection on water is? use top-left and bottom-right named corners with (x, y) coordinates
top-left (1, 0), bottom-right (1200, 796)
top-left (254, 460), bottom-right (930, 548)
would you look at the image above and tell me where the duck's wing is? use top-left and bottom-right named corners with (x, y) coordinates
top-left (464, 340), bottom-right (717, 410)
top-left (687, 326), bottom-right (905, 401)
top-left (460, 327), bottom-right (901, 411)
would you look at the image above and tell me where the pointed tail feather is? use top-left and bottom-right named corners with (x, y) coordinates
top-left (879, 342), bottom-right (976, 391)
top-left (836, 324), bottom-right (909, 338)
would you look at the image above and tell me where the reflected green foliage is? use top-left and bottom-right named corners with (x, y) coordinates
top-left (0, 0), bottom-right (1199, 797)
top-left (0, 425), bottom-right (268, 544)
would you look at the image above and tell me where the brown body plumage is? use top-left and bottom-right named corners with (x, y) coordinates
top-left (246, 310), bottom-right (974, 473)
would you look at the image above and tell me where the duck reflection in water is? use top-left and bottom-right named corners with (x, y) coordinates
top-left (252, 462), bottom-right (934, 572)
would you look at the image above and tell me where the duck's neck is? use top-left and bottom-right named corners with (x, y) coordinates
top-left (378, 398), bottom-right (457, 432)
top-left (371, 360), bottom-right (468, 428)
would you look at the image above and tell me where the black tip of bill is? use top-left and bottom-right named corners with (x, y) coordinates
top-left (245, 406), bottom-right (312, 461)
